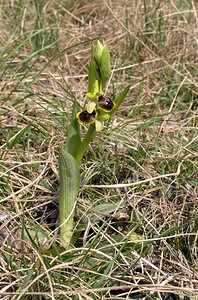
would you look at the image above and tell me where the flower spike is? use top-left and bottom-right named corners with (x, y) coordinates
top-left (77, 39), bottom-right (130, 132)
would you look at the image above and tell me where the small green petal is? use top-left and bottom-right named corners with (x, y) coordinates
top-left (95, 119), bottom-right (104, 131)
top-left (87, 101), bottom-right (96, 113)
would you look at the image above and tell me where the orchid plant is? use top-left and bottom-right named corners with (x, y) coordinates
top-left (59, 40), bottom-right (130, 248)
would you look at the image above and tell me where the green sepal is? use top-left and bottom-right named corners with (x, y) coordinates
top-left (65, 101), bottom-right (81, 159)
top-left (59, 147), bottom-right (80, 248)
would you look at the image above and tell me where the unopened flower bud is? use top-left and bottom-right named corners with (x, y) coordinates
top-left (94, 40), bottom-right (104, 67)
top-left (100, 45), bottom-right (111, 88)
top-left (93, 40), bottom-right (111, 90)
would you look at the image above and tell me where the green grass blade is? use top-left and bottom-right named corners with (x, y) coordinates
top-left (8, 125), bottom-right (30, 149)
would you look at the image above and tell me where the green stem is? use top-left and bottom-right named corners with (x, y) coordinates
top-left (75, 123), bottom-right (96, 164)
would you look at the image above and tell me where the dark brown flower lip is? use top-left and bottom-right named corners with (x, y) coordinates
top-left (77, 110), bottom-right (96, 124)
top-left (98, 95), bottom-right (114, 111)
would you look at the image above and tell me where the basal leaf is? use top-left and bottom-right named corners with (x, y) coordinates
top-left (59, 147), bottom-right (80, 248)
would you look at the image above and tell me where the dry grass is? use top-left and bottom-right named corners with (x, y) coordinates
top-left (0, 0), bottom-right (197, 299)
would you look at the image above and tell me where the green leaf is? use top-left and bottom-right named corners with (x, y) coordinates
top-left (65, 101), bottom-right (81, 158)
top-left (75, 123), bottom-right (96, 164)
top-left (59, 147), bottom-right (80, 248)
top-left (111, 85), bottom-right (131, 114)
